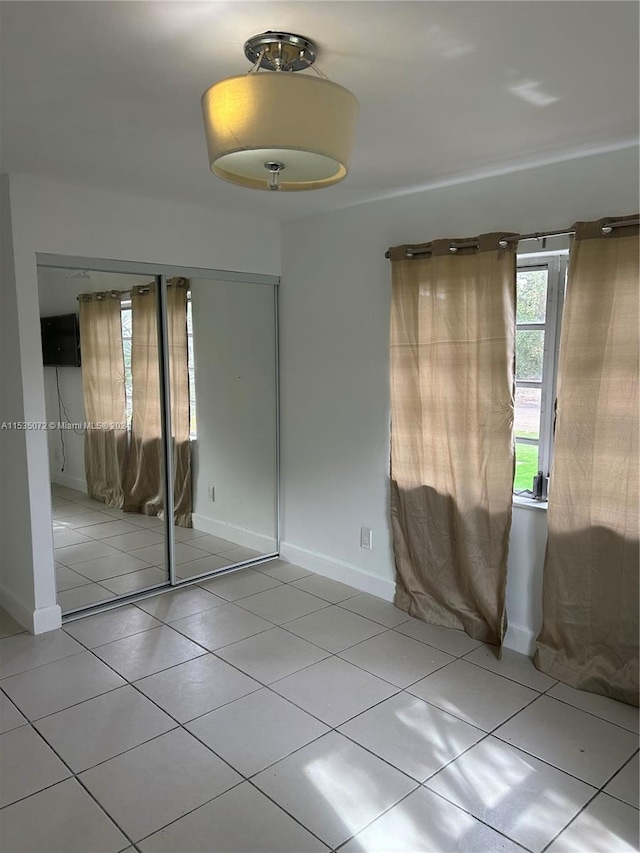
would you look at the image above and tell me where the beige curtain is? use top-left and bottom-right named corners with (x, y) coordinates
top-left (78, 292), bottom-right (127, 507)
top-left (535, 216), bottom-right (639, 706)
top-left (123, 278), bottom-right (192, 527)
top-left (389, 234), bottom-right (518, 646)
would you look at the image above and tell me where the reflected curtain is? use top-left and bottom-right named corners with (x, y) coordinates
top-left (535, 216), bottom-right (639, 706)
top-left (123, 278), bottom-right (192, 527)
top-left (78, 291), bottom-right (127, 507)
top-left (389, 234), bottom-right (517, 646)
top-left (167, 280), bottom-right (192, 527)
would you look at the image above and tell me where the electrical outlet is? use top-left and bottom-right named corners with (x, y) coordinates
top-left (207, 484), bottom-right (215, 501)
top-left (360, 527), bottom-right (372, 550)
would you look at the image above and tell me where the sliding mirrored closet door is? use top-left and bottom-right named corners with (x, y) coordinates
top-left (172, 277), bottom-right (278, 581)
top-left (39, 259), bottom-right (279, 615)
top-left (40, 267), bottom-right (171, 613)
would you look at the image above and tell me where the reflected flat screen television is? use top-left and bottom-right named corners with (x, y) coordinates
top-left (41, 313), bottom-right (81, 367)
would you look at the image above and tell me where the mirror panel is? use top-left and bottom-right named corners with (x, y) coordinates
top-left (39, 268), bottom-right (170, 613)
top-left (40, 263), bottom-right (279, 613)
top-left (174, 277), bottom-right (278, 581)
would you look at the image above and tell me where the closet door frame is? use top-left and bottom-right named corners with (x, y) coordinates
top-left (156, 274), bottom-right (176, 586)
top-left (38, 253), bottom-right (280, 618)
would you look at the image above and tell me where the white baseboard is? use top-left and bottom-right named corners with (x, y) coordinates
top-left (32, 604), bottom-right (63, 634)
top-left (279, 542), bottom-right (396, 601)
top-left (192, 513), bottom-right (277, 553)
top-left (280, 543), bottom-right (538, 660)
top-left (0, 587), bottom-right (34, 632)
top-left (0, 586), bottom-right (62, 634)
top-left (51, 473), bottom-right (87, 493)
top-left (504, 622), bottom-right (536, 656)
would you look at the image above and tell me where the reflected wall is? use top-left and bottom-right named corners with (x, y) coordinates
top-left (178, 277), bottom-right (278, 580)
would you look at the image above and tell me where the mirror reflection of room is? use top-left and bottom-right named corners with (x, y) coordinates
top-left (40, 267), bottom-right (278, 614)
top-left (40, 268), bottom-right (169, 612)
top-left (181, 278), bottom-right (278, 580)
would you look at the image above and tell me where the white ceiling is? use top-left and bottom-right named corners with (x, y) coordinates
top-left (1, 1), bottom-right (638, 221)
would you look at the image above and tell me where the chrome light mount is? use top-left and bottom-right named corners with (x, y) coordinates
top-left (244, 31), bottom-right (318, 73)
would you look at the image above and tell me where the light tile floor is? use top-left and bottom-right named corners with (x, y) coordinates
top-left (51, 484), bottom-right (270, 613)
top-left (0, 565), bottom-right (638, 853)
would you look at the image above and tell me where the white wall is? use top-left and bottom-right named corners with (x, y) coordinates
top-left (190, 279), bottom-right (278, 551)
top-left (0, 176), bottom-right (46, 632)
top-left (43, 365), bottom-right (86, 489)
top-left (505, 501), bottom-right (548, 654)
top-left (2, 173), bottom-right (280, 632)
top-left (38, 270), bottom-right (87, 490)
top-left (279, 146), bottom-right (640, 652)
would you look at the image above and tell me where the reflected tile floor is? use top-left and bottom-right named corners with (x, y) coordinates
top-left (51, 485), bottom-right (270, 613)
top-left (1, 565), bottom-right (638, 853)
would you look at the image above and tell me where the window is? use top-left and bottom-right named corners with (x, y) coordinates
top-left (514, 255), bottom-right (566, 494)
top-left (186, 297), bottom-right (196, 439)
top-left (121, 295), bottom-right (197, 439)
top-left (121, 301), bottom-right (133, 429)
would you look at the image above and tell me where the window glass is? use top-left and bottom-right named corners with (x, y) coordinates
top-left (516, 269), bottom-right (547, 323)
top-left (513, 255), bottom-right (566, 494)
top-left (187, 299), bottom-right (197, 439)
top-left (515, 441), bottom-right (539, 492)
top-left (121, 306), bottom-right (133, 429)
top-left (120, 300), bottom-right (196, 437)
top-left (186, 298), bottom-right (193, 335)
top-left (515, 386), bottom-right (541, 440)
top-left (515, 330), bottom-right (545, 381)
top-left (121, 308), bottom-right (132, 337)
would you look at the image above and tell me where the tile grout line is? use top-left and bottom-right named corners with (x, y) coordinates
top-left (47, 585), bottom-right (640, 797)
top-left (337, 780), bottom-right (540, 853)
top-left (47, 592), bottom-right (343, 849)
top-left (55, 496), bottom-right (260, 601)
top-left (4, 564), bottom-right (638, 849)
top-left (4, 718), bottom-right (139, 851)
top-left (7, 623), bottom-right (631, 814)
top-left (5, 591), bottom-right (478, 847)
top-left (591, 747), bottom-right (640, 803)
top-left (8, 593), bottom-right (638, 765)
top-left (533, 691), bottom-right (640, 735)
top-left (95, 588), bottom-right (623, 851)
top-left (339, 603), bottom-right (639, 735)
top-left (538, 784), bottom-right (610, 853)
top-left (2, 653), bottom-right (253, 847)
top-left (489, 702), bottom-right (639, 788)
top-left (0, 692), bottom-right (633, 852)
top-left (58, 563), bottom-right (273, 617)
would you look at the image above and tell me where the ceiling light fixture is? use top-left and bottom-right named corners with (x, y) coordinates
top-left (201, 31), bottom-right (359, 191)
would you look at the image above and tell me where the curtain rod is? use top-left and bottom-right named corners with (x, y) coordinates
top-left (77, 284), bottom-right (191, 301)
top-left (385, 218), bottom-right (639, 259)
top-left (78, 289), bottom-right (148, 301)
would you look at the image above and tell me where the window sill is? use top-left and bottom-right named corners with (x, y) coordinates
top-left (513, 495), bottom-right (548, 511)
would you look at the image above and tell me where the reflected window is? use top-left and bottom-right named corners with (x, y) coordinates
top-left (187, 297), bottom-right (196, 439)
top-left (121, 302), bottom-right (133, 429)
top-left (121, 294), bottom-right (197, 438)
